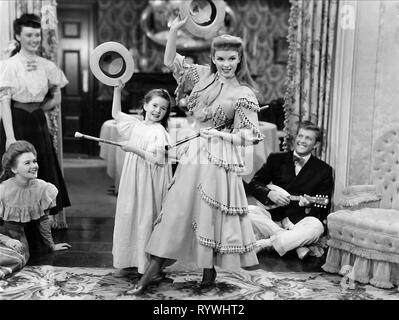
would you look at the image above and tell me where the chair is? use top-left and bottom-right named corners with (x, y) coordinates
top-left (322, 128), bottom-right (399, 288)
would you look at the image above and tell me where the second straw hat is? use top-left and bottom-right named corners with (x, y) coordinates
top-left (89, 42), bottom-right (134, 86)
top-left (180, 0), bottom-right (226, 40)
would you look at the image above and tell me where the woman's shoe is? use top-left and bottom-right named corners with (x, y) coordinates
top-left (200, 267), bottom-right (217, 289)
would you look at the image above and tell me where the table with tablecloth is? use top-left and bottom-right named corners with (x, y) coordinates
top-left (99, 117), bottom-right (279, 193)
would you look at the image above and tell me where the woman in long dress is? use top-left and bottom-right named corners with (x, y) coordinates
top-left (130, 17), bottom-right (263, 294)
top-left (0, 14), bottom-right (71, 220)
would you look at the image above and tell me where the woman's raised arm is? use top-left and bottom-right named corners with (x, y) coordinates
top-left (164, 16), bottom-right (188, 67)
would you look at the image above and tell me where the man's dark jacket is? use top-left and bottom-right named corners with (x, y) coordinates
top-left (245, 151), bottom-right (333, 224)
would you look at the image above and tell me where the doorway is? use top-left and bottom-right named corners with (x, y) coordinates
top-left (57, 0), bottom-right (97, 155)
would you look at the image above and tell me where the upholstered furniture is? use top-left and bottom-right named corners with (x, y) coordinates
top-left (322, 128), bottom-right (399, 288)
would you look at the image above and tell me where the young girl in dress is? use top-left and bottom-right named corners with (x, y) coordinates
top-left (0, 140), bottom-right (71, 255)
top-left (111, 82), bottom-right (173, 277)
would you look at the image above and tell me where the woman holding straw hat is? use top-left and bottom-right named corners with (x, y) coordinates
top-left (130, 14), bottom-right (262, 295)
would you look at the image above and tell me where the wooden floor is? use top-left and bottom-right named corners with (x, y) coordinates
top-left (28, 216), bottom-right (325, 273)
top-left (28, 158), bottom-right (325, 273)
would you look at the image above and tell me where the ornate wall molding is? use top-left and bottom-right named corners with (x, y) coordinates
top-left (0, 1), bottom-right (17, 60)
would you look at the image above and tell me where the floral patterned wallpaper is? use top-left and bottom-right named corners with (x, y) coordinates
top-left (97, 0), bottom-right (290, 104)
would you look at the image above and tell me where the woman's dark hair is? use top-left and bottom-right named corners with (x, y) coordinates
top-left (210, 34), bottom-right (258, 91)
top-left (141, 89), bottom-right (173, 130)
top-left (11, 13), bottom-right (42, 57)
top-left (0, 140), bottom-right (37, 183)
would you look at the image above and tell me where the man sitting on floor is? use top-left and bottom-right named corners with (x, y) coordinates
top-left (245, 121), bottom-right (333, 260)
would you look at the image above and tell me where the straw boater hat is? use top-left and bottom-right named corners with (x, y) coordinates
top-left (89, 42), bottom-right (134, 86)
top-left (180, 0), bottom-right (226, 40)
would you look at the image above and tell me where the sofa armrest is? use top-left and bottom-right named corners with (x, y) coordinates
top-left (338, 184), bottom-right (382, 210)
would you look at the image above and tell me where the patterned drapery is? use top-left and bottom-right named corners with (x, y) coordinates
top-left (0, 1), bottom-right (17, 60)
top-left (283, 0), bottom-right (338, 160)
top-left (16, 0), bottom-right (67, 229)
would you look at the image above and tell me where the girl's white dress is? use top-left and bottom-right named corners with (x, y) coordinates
top-left (112, 112), bottom-right (172, 273)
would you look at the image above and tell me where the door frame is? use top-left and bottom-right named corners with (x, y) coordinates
top-left (57, 0), bottom-right (98, 155)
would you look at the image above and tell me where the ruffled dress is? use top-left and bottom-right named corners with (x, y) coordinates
top-left (0, 53), bottom-right (70, 214)
top-left (0, 178), bottom-right (58, 254)
top-left (0, 178), bottom-right (58, 223)
top-left (112, 112), bottom-right (173, 273)
top-left (145, 54), bottom-right (263, 270)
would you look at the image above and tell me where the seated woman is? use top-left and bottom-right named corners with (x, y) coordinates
top-left (0, 140), bottom-right (71, 263)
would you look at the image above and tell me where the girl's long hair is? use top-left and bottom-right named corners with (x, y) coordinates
top-left (11, 13), bottom-right (41, 57)
top-left (210, 35), bottom-right (258, 91)
top-left (0, 140), bottom-right (37, 183)
top-left (141, 89), bottom-right (173, 131)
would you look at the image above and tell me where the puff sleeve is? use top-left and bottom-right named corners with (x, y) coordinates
top-left (0, 60), bottom-right (17, 101)
top-left (39, 182), bottom-right (58, 211)
top-left (0, 179), bottom-right (58, 223)
top-left (45, 59), bottom-right (69, 88)
top-left (166, 53), bottom-right (209, 101)
top-left (114, 112), bottom-right (140, 141)
top-left (232, 88), bottom-right (264, 145)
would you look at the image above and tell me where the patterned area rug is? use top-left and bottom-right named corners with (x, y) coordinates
top-left (0, 265), bottom-right (398, 300)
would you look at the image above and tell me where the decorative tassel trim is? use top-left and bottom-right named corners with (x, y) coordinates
top-left (186, 64), bottom-right (200, 84)
top-left (206, 151), bottom-right (245, 173)
top-left (212, 105), bottom-right (229, 128)
top-left (327, 239), bottom-right (399, 264)
top-left (187, 92), bottom-right (199, 112)
top-left (174, 61), bottom-right (199, 102)
top-left (234, 104), bottom-right (264, 140)
top-left (197, 184), bottom-right (249, 216)
top-left (191, 222), bottom-right (257, 254)
top-left (234, 98), bottom-right (260, 112)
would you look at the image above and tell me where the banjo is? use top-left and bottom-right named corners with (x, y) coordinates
top-left (264, 184), bottom-right (329, 210)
